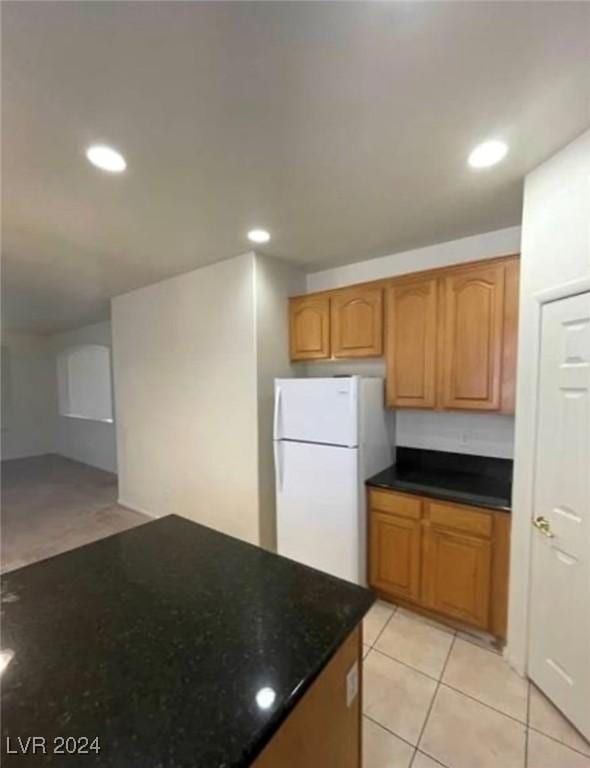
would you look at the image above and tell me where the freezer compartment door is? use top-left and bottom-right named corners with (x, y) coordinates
top-left (274, 377), bottom-right (359, 446)
top-left (275, 440), bottom-right (361, 583)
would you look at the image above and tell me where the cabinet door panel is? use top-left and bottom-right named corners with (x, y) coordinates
top-left (289, 296), bottom-right (330, 361)
top-left (490, 511), bottom-right (511, 641)
top-left (422, 526), bottom-right (491, 629)
top-left (369, 511), bottom-right (421, 601)
top-left (386, 279), bottom-right (437, 408)
top-left (331, 287), bottom-right (383, 358)
top-left (441, 263), bottom-right (505, 410)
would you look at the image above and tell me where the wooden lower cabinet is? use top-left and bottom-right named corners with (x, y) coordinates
top-left (369, 511), bottom-right (421, 602)
top-left (368, 489), bottom-right (510, 639)
top-left (421, 526), bottom-right (491, 629)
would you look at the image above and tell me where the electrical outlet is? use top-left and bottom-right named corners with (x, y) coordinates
top-left (346, 661), bottom-right (359, 707)
top-left (460, 430), bottom-right (472, 447)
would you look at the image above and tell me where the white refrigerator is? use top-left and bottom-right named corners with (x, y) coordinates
top-left (273, 376), bottom-right (392, 584)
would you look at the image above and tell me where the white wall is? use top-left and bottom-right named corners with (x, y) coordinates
top-left (396, 411), bottom-right (515, 459)
top-left (508, 130), bottom-right (590, 673)
top-left (112, 252), bottom-right (261, 543)
top-left (112, 251), bottom-right (305, 547)
top-left (1, 332), bottom-right (56, 460)
top-left (305, 226), bottom-right (521, 458)
top-left (254, 255), bottom-right (305, 548)
top-left (307, 226), bottom-right (521, 292)
top-left (51, 321), bottom-right (117, 473)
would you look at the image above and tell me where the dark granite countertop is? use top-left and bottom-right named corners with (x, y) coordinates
top-left (1, 515), bottom-right (374, 767)
top-left (367, 448), bottom-right (513, 512)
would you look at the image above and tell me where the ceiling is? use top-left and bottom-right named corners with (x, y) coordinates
top-left (2, 1), bottom-right (589, 334)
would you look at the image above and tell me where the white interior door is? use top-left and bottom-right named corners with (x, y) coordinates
top-left (275, 440), bottom-right (360, 583)
top-left (528, 291), bottom-right (590, 740)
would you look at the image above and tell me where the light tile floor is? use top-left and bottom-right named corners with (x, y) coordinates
top-left (362, 600), bottom-right (590, 768)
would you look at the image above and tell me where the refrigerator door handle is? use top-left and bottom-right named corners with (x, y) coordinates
top-left (273, 385), bottom-right (282, 440)
top-left (274, 439), bottom-right (283, 492)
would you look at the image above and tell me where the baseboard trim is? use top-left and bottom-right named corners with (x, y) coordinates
top-left (117, 498), bottom-right (160, 519)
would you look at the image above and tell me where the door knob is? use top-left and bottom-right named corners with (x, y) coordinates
top-left (533, 516), bottom-right (554, 538)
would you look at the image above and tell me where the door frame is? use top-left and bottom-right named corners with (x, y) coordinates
top-left (506, 275), bottom-right (590, 676)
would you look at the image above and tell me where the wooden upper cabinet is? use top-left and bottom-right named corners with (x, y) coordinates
top-left (386, 278), bottom-right (437, 408)
top-left (501, 258), bottom-right (520, 413)
top-left (331, 286), bottom-right (383, 358)
top-left (441, 262), bottom-right (505, 410)
top-left (289, 295), bottom-right (330, 361)
top-left (288, 255), bottom-right (519, 400)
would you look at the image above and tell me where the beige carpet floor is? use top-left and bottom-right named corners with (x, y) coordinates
top-left (1, 454), bottom-right (150, 573)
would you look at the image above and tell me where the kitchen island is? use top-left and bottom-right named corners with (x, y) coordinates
top-left (1, 515), bottom-right (373, 767)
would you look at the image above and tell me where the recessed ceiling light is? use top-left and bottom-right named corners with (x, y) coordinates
top-left (247, 229), bottom-right (271, 244)
top-left (468, 140), bottom-right (508, 169)
top-left (86, 144), bottom-right (127, 173)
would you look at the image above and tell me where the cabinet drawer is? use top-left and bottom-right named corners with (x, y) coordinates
top-left (369, 489), bottom-right (422, 520)
top-left (427, 501), bottom-right (493, 538)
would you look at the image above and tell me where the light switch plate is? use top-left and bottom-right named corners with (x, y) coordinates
top-left (346, 661), bottom-right (359, 707)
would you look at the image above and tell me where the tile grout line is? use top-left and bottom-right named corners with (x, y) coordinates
top-left (527, 682), bottom-right (590, 759)
top-left (367, 612), bottom-right (538, 732)
top-left (527, 724), bottom-right (590, 759)
top-left (370, 646), bottom-right (441, 684)
top-left (371, 642), bottom-right (590, 761)
top-left (438, 681), bottom-right (528, 727)
top-left (414, 749), bottom-right (452, 768)
top-left (437, 677), bottom-right (590, 756)
top-left (370, 603), bottom-right (398, 649)
top-left (412, 632), bottom-right (457, 765)
top-left (370, 641), bottom-right (533, 732)
top-left (365, 607), bottom-right (454, 768)
top-left (363, 714), bottom-right (462, 768)
top-left (365, 606), bottom-right (590, 764)
top-left (362, 712), bottom-right (417, 752)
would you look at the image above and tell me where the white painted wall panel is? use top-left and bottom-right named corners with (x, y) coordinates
top-left (112, 253), bottom-right (261, 544)
top-left (1, 332), bottom-right (56, 460)
top-left (307, 226), bottom-right (521, 292)
top-left (254, 254), bottom-right (305, 549)
top-left (396, 410), bottom-right (514, 459)
top-left (509, 129), bottom-right (590, 673)
top-left (51, 321), bottom-right (117, 473)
